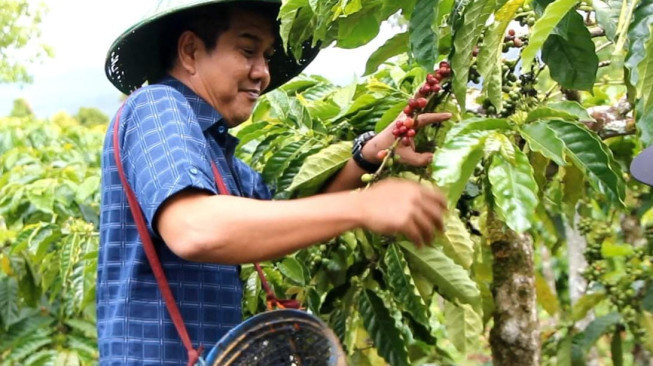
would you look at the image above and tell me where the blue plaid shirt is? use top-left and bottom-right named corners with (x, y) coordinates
top-left (97, 76), bottom-right (272, 365)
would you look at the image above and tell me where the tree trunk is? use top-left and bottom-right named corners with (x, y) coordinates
top-left (487, 212), bottom-right (540, 366)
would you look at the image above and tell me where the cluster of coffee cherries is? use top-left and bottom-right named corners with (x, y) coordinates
top-left (389, 61), bottom-right (451, 151)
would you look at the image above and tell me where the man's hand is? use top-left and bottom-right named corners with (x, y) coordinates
top-left (361, 111), bottom-right (452, 167)
top-left (356, 178), bottom-right (447, 246)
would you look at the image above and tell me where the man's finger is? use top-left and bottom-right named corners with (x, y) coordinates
top-left (398, 150), bottom-right (433, 167)
top-left (416, 112), bottom-right (452, 128)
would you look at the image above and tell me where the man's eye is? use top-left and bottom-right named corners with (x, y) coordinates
top-left (242, 48), bottom-right (255, 55)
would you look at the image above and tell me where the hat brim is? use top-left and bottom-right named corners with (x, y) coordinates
top-left (631, 145), bottom-right (653, 186)
top-left (105, 0), bottom-right (320, 95)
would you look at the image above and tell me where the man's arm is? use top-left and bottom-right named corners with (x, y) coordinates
top-left (156, 178), bottom-right (446, 264)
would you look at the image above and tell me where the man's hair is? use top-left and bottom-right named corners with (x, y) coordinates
top-left (157, 2), bottom-right (279, 76)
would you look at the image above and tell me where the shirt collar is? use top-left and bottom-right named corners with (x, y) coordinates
top-left (158, 76), bottom-right (229, 134)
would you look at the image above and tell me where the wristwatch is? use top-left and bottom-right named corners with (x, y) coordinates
top-left (352, 131), bottom-right (382, 173)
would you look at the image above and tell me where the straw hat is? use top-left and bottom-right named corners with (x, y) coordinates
top-left (105, 0), bottom-right (319, 95)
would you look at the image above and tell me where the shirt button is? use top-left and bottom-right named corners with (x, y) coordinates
top-left (189, 168), bottom-right (199, 175)
top-left (217, 125), bottom-right (226, 134)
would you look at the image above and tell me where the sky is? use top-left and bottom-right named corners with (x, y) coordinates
top-left (0, 1), bottom-right (395, 119)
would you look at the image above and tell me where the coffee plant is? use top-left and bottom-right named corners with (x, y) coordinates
top-left (0, 113), bottom-right (104, 365)
top-left (235, 0), bottom-right (653, 364)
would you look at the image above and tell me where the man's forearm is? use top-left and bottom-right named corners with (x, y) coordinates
top-left (157, 190), bottom-right (365, 264)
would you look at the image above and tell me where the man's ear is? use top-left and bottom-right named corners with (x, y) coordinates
top-left (177, 31), bottom-right (201, 75)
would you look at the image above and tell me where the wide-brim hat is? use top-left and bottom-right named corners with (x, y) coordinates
top-left (105, 0), bottom-right (319, 95)
top-left (631, 145), bottom-right (653, 186)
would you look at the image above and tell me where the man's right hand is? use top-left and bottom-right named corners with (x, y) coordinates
top-left (356, 178), bottom-right (447, 247)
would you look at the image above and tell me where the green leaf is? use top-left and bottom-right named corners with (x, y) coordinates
top-left (535, 272), bottom-right (559, 316)
top-left (448, 117), bottom-right (511, 137)
top-left (488, 149), bottom-right (540, 232)
top-left (382, 244), bottom-right (430, 327)
top-left (364, 32), bottom-right (409, 75)
top-left (520, 122), bottom-right (567, 166)
top-left (279, 0), bottom-right (311, 57)
top-left (571, 291), bottom-right (606, 321)
top-left (547, 101), bottom-right (593, 120)
top-left (592, 0), bottom-right (622, 41)
top-left (286, 141), bottom-right (352, 194)
top-left (336, 3), bottom-right (383, 49)
top-left (398, 241), bottom-right (480, 306)
top-left (277, 257), bottom-right (306, 286)
top-left (525, 106), bottom-right (580, 122)
top-left (435, 211), bottom-right (475, 268)
top-left (433, 119), bottom-right (510, 205)
top-left (633, 27), bottom-right (653, 111)
top-left (625, 0), bottom-right (653, 87)
top-left (409, 0), bottom-right (438, 71)
top-left (262, 138), bottom-right (314, 185)
top-left (26, 179), bottom-right (55, 214)
top-left (548, 120), bottom-right (626, 206)
top-left (562, 164), bottom-right (585, 221)
top-left (478, 0), bottom-right (524, 110)
top-left (636, 98), bottom-right (653, 146)
top-left (375, 101), bottom-right (406, 133)
top-left (444, 301), bottom-right (482, 354)
top-left (0, 277), bottom-right (19, 329)
top-left (601, 241), bottom-right (635, 258)
top-left (451, 0), bottom-right (496, 112)
top-left (576, 312), bottom-right (621, 351)
top-left (358, 289), bottom-right (410, 366)
top-left (541, 9), bottom-right (598, 90)
top-left (245, 271), bottom-right (261, 314)
top-left (522, 0), bottom-right (580, 71)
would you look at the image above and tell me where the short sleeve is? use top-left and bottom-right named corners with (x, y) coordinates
top-left (116, 85), bottom-right (218, 233)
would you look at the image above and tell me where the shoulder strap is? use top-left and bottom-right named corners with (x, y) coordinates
top-left (112, 104), bottom-right (202, 366)
top-left (111, 104), bottom-right (300, 364)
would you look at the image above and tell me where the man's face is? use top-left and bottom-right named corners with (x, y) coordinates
top-left (194, 8), bottom-right (275, 126)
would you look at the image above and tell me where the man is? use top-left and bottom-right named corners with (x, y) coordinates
top-left (99, 0), bottom-right (450, 364)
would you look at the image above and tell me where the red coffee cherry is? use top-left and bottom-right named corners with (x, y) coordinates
top-left (419, 85), bottom-right (432, 95)
top-left (416, 97), bottom-right (427, 108)
top-left (404, 105), bottom-right (413, 115)
top-left (404, 118), bottom-right (415, 129)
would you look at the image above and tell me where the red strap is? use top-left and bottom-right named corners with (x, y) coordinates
top-left (112, 105), bottom-right (201, 366)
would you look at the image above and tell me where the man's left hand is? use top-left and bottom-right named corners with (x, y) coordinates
top-left (361, 111), bottom-right (452, 167)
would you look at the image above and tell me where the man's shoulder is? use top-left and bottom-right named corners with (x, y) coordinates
top-left (127, 83), bottom-right (189, 107)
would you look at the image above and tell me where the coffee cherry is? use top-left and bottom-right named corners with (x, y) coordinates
top-left (508, 29), bottom-right (515, 37)
top-left (426, 74), bottom-right (438, 86)
top-left (404, 106), bottom-right (413, 115)
top-left (398, 125), bottom-right (408, 135)
top-left (396, 120), bottom-right (405, 128)
top-left (392, 128), bottom-right (400, 137)
top-left (472, 46), bottom-right (479, 57)
top-left (434, 71), bottom-right (444, 81)
top-left (402, 136), bottom-right (412, 146)
top-left (439, 67), bottom-right (451, 77)
top-left (439, 61), bottom-right (450, 68)
top-left (431, 84), bottom-right (441, 93)
top-left (416, 97), bottom-right (427, 109)
top-left (419, 85), bottom-right (432, 95)
top-left (408, 98), bottom-right (419, 109)
top-left (513, 38), bottom-right (523, 47)
top-left (404, 117), bottom-right (415, 129)
top-left (361, 173), bottom-right (374, 183)
top-left (407, 129), bottom-right (416, 137)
